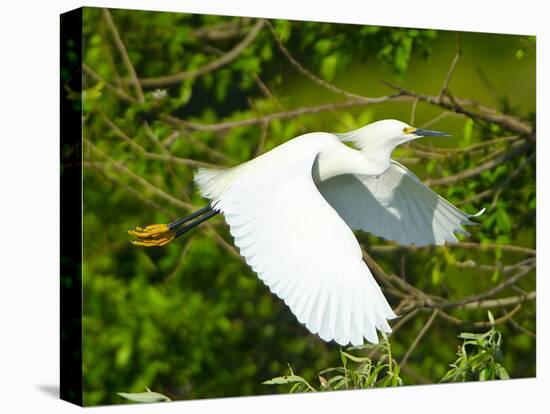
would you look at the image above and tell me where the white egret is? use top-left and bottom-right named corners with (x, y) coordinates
top-left (129, 119), bottom-right (484, 346)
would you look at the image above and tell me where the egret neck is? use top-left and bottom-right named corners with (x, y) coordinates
top-left (313, 143), bottom-right (390, 183)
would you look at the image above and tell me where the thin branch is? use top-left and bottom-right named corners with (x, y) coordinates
top-left (86, 160), bottom-right (172, 216)
top-left (508, 316), bottom-right (536, 338)
top-left (85, 138), bottom-right (192, 211)
top-left (266, 20), bottom-right (371, 102)
top-left (411, 135), bottom-right (520, 155)
top-left (102, 8), bottom-right (145, 102)
top-left (363, 248), bottom-right (441, 305)
top-left (388, 309), bottom-right (420, 335)
top-left (100, 112), bottom-right (219, 169)
top-left (409, 98), bottom-right (419, 126)
top-left (442, 262), bottom-right (535, 308)
top-left (437, 304), bottom-right (522, 328)
top-left (369, 241), bottom-right (536, 257)
top-left (401, 365), bottom-right (432, 384)
top-left (459, 152), bottom-right (534, 206)
top-left (418, 111), bottom-right (455, 129)
top-left (165, 239), bottom-right (195, 281)
top-left (381, 81), bottom-right (534, 136)
top-left (82, 63), bottom-right (135, 103)
top-left (439, 33), bottom-right (462, 101)
top-left (425, 140), bottom-right (532, 186)
top-left (253, 74), bottom-right (285, 111)
top-left (192, 19), bottom-right (249, 41)
top-left (137, 19), bottom-right (265, 88)
top-left (208, 228), bottom-right (242, 260)
top-left (458, 291), bottom-right (535, 309)
top-left (165, 95), bottom-right (408, 132)
top-left (449, 257), bottom-right (534, 273)
top-left (400, 309), bottom-right (438, 368)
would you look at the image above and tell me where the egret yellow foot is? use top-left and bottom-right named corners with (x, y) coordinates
top-left (128, 223), bottom-right (175, 247)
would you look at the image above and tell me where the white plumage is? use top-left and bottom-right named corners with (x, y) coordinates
top-left (193, 120), bottom-right (483, 346)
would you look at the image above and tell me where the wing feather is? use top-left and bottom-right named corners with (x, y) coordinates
top-left (196, 137), bottom-right (396, 345)
top-left (318, 160), bottom-right (484, 246)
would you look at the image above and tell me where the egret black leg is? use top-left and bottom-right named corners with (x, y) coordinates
top-left (168, 205), bottom-right (213, 230)
top-left (174, 209), bottom-right (219, 239)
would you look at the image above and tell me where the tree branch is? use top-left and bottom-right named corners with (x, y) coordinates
top-left (381, 81), bottom-right (534, 136)
top-left (100, 112), bottom-right (219, 169)
top-left (424, 140), bottom-right (532, 186)
top-left (85, 138), bottom-right (192, 211)
top-left (266, 20), bottom-right (371, 102)
top-left (441, 261), bottom-right (535, 308)
top-left (438, 32), bottom-right (462, 101)
top-left (369, 241), bottom-right (536, 257)
top-left (400, 309), bottom-right (438, 368)
top-left (102, 8), bottom-right (145, 102)
top-left (137, 19), bottom-right (265, 88)
top-left (165, 95), bottom-right (408, 132)
top-left (459, 291), bottom-right (535, 309)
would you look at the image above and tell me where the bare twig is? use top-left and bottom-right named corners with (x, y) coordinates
top-left (425, 140), bottom-right (532, 186)
top-left (409, 98), bottom-right (419, 126)
top-left (458, 291), bottom-right (535, 309)
top-left (165, 95), bottom-right (408, 132)
top-left (381, 81), bottom-right (534, 136)
top-left (442, 262), bottom-right (535, 308)
top-left (100, 112), bottom-right (219, 169)
top-left (363, 248), bottom-right (432, 301)
top-left (508, 316), bottom-right (536, 338)
top-left (266, 20), bottom-right (371, 102)
top-left (370, 241), bottom-right (536, 257)
top-left (437, 304), bottom-right (522, 328)
top-left (460, 152), bottom-right (534, 206)
top-left (411, 135), bottom-right (520, 155)
top-left (389, 309), bottom-right (420, 334)
top-left (439, 33), bottom-right (462, 101)
top-left (137, 19), bottom-right (265, 87)
top-left (83, 63), bottom-right (135, 103)
top-left (400, 309), bottom-right (438, 368)
top-left (418, 111), bottom-right (455, 129)
top-left (102, 8), bottom-right (145, 102)
top-left (192, 19), bottom-right (249, 41)
top-left (254, 74), bottom-right (285, 111)
top-left (85, 138), bottom-right (192, 211)
top-left (86, 160), bottom-right (172, 216)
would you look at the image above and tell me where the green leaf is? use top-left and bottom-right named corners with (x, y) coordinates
top-left (463, 118), bottom-right (474, 146)
top-left (117, 390), bottom-right (171, 403)
top-left (320, 54), bottom-right (339, 81)
top-left (495, 207), bottom-right (512, 233)
top-left (496, 364), bottom-right (510, 379)
top-left (487, 311), bottom-right (495, 326)
top-left (340, 351), bottom-right (372, 363)
top-left (262, 375), bottom-right (308, 385)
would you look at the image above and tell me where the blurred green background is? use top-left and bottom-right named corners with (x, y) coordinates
top-left (77, 7), bottom-right (536, 406)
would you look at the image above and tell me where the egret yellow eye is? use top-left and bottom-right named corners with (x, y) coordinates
top-left (403, 127), bottom-right (416, 135)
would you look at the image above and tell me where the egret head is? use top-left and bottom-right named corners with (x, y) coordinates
top-left (336, 119), bottom-right (450, 151)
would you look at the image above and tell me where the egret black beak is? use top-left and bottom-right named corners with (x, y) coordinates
top-left (414, 128), bottom-right (451, 137)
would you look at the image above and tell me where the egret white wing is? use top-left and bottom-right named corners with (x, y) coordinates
top-left (318, 160), bottom-right (484, 246)
top-left (195, 137), bottom-right (396, 346)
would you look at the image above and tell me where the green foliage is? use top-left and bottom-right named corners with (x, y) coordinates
top-left (263, 318), bottom-right (509, 396)
top-left (264, 334), bottom-right (402, 392)
top-left (441, 312), bottom-right (510, 382)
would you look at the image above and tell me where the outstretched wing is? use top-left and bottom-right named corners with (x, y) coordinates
top-left (318, 160), bottom-right (484, 246)
top-left (195, 137), bottom-right (396, 346)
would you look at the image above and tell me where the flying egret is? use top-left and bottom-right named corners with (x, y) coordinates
top-left (129, 119), bottom-right (484, 346)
